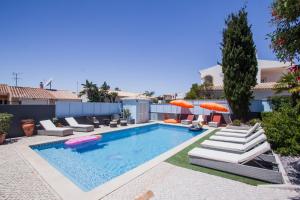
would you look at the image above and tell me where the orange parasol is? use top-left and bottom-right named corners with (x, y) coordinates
top-left (170, 100), bottom-right (194, 108)
top-left (200, 102), bottom-right (229, 112)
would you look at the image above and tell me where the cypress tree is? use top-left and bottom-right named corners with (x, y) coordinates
top-left (221, 8), bottom-right (258, 121)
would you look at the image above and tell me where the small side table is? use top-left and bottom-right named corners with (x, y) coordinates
top-left (110, 121), bottom-right (118, 128)
top-left (208, 121), bottom-right (219, 127)
top-left (120, 120), bottom-right (128, 126)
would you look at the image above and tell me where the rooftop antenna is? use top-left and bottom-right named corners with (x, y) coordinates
top-left (12, 72), bottom-right (22, 86)
top-left (44, 78), bottom-right (53, 90)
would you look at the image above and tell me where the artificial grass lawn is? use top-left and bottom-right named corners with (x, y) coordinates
top-left (166, 129), bottom-right (268, 186)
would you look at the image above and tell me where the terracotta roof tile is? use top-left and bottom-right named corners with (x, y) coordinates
top-left (9, 87), bottom-right (55, 100)
top-left (48, 90), bottom-right (80, 100)
top-left (0, 84), bottom-right (9, 96)
top-left (254, 82), bottom-right (277, 89)
top-left (0, 84), bottom-right (82, 101)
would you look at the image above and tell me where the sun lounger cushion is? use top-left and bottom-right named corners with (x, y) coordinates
top-left (201, 134), bottom-right (267, 152)
top-left (164, 119), bottom-right (179, 123)
top-left (39, 120), bottom-right (73, 136)
top-left (220, 123), bottom-right (260, 133)
top-left (208, 114), bottom-right (221, 127)
top-left (220, 128), bottom-right (250, 133)
top-left (65, 117), bottom-right (79, 126)
top-left (215, 131), bottom-right (249, 138)
top-left (192, 115), bottom-right (205, 126)
top-left (72, 124), bottom-right (94, 128)
top-left (188, 142), bottom-right (271, 164)
top-left (65, 117), bottom-right (94, 130)
top-left (215, 129), bottom-right (265, 138)
top-left (209, 129), bottom-right (264, 143)
top-left (181, 115), bottom-right (195, 125)
top-left (40, 120), bottom-right (73, 131)
top-left (40, 120), bottom-right (57, 130)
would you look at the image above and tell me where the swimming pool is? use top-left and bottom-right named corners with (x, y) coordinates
top-left (32, 124), bottom-right (205, 191)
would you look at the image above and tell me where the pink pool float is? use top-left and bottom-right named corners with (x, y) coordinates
top-left (65, 135), bottom-right (101, 147)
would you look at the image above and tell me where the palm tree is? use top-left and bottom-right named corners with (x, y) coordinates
top-left (79, 80), bottom-right (99, 102)
top-left (109, 92), bottom-right (119, 103)
top-left (143, 91), bottom-right (155, 97)
top-left (99, 81), bottom-right (111, 102)
top-left (274, 67), bottom-right (300, 106)
top-left (100, 81), bottom-right (110, 91)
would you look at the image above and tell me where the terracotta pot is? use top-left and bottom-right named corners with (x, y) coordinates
top-left (21, 120), bottom-right (35, 137)
top-left (0, 134), bottom-right (5, 145)
top-left (56, 123), bottom-right (63, 127)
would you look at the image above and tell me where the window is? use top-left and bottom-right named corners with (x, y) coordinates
top-left (203, 75), bottom-right (213, 85)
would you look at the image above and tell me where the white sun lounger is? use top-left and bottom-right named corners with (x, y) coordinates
top-left (38, 120), bottom-right (73, 136)
top-left (192, 115), bottom-right (205, 126)
top-left (201, 134), bottom-right (267, 153)
top-left (65, 117), bottom-right (94, 132)
top-left (188, 142), bottom-right (283, 183)
top-left (220, 123), bottom-right (261, 134)
top-left (215, 128), bottom-right (265, 138)
top-left (209, 129), bottom-right (264, 144)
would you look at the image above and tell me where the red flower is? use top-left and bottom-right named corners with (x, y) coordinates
top-left (275, 37), bottom-right (285, 46)
top-left (289, 65), bottom-right (300, 74)
top-left (271, 8), bottom-right (282, 20)
top-left (289, 65), bottom-right (297, 72)
top-left (272, 9), bottom-right (277, 17)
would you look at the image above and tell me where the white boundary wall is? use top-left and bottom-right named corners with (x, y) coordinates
top-left (150, 99), bottom-right (272, 115)
top-left (56, 102), bottom-right (121, 117)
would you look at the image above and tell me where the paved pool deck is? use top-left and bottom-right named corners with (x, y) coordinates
top-left (0, 123), bottom-right (299, 200)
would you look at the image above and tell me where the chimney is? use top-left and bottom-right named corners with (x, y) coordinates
top-left (40, 82), bottom-right (44, 89)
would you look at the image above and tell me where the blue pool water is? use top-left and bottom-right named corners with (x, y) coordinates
top-left (32, 124), bottom-right (205, 191)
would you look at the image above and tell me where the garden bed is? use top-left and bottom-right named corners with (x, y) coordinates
top-left (280, 156), bottom-right (300, 185)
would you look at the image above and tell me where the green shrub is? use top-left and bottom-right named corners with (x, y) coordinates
top-left (123, 108), bottom-right (131, 119)
top-left (0, 113), bottom-right (13, 135)
top-left (52, 118), bottom-right (62, 127)
top-left (247, 118), bottom-right (261, 126)
top-left (262, 104), bottom-right (300, 156)
top-left (268, 96), bottom-right (291, 111)
top-left (232, 119), bottom-right (241, 126)
top-left (151, 98), bottom-right (158, 104)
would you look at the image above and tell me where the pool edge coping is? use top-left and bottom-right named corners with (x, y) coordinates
top-left (17, 122), bottom-right (215, 200)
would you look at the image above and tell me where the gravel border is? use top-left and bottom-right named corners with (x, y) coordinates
top-left (280, 156), bottom-right (300, 185)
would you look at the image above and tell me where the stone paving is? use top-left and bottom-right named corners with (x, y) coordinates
top-left (0, 139), bottom-right (61, 200)
top-left (103, 162), bottom-right (299, 200)
top-left (0, 125), bottom-right (132, 200)
top-left (0, 126), bottom-right (299, 200)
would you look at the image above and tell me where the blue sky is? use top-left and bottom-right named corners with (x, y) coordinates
top-left (0, 0), bottom-right (276, 95)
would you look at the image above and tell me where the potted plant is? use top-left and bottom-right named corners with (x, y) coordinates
top-left (0, 113), bottom-right (13, 144)
top-left (232, 119), bottom-right (241, 126)
top-left (21, 119), bottom-right (35, 137)
top-left (123, 108), bottom-right (134, 124)
top-left (52, 118), bottom-right (63, 127)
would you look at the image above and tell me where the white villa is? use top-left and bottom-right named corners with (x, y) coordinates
top-left (199, 59), bottom-right (291, 100)
top-left (80, 90), bottom-right (151, 102)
